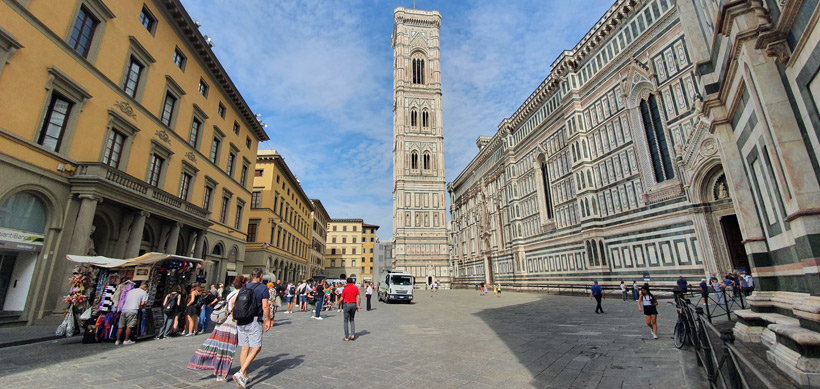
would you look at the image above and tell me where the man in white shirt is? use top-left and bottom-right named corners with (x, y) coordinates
top-left (116, 282), bottom-right (148, 345)
top-left (365, 282), bottom-right (373, 311)
top-left (744, 273), bottom-right (754, 296)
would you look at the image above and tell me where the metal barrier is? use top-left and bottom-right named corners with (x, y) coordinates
top-left (674, 293), bottom-right (776, 389)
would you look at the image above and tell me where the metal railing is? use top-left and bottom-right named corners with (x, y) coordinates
top-left (674, 293), bottom-right (776, 389)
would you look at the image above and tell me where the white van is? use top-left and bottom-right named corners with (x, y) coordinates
top-left (378, 271), bottom-right (414, 303)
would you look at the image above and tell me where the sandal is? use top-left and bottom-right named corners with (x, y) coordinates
top-left (343, 338), bottom-right (349, 341)
top-left (349, 335), bottom-right (355, 340)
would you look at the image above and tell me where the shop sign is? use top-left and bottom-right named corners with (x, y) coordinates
top-left (227, 262), bottom-right (236, 271)
top-left (0, 227), bottom-right (45, 252)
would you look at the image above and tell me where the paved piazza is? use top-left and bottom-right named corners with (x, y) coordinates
top-left (0, 290), bottom-right (694, 388)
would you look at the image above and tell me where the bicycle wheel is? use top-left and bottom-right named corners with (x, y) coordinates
top-left (674, 321), bottom-right (686, 349)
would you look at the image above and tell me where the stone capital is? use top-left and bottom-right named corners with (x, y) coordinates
top-left (78, 194), bottom-right (103, 203)
top-left (137, 210), bottom-right (150, 218)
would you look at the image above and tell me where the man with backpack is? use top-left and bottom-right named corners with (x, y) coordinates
top-left (285, 282), bottom-right (296, 314)
top-left (232, 268), bottom-right (271, 388)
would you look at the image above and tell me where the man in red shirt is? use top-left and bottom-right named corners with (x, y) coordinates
top-left (340, 277), bottom-right (361, 341)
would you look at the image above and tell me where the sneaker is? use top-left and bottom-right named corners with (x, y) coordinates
top-left (185, 333), bottom-right (194, 337)
top-left (315, 316), bottom-right (323, 320)
top-left (233, 372), bottom-right (246, 389)
top-left (215, 376), bottom-right (226, 382)
top-left (115, 340), bottom-right (122, 345)
top-left (123, 340), bottom-right (135, 345)
top-left (652, 333), bottom-right (658, 339)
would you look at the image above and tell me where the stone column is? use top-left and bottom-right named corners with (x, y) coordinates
top-left (69, 195), bottom-right (102, 255)
top-left (193, 231), bottom-right (206, 258)
top-left (165, 222), bottom-right (182, 255)
top-left (125, 211), bottom-right (149, 258)
top-left (112, 212), bottom-right (135, 258)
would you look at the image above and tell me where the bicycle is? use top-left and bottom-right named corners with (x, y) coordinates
top-left (670, 292), bottom-right (696, 349)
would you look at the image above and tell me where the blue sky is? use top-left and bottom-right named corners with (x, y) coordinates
top-left (179, 0), bottom-right (614, 241)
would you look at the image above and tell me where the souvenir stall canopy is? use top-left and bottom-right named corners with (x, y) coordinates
top-left (65, 252), bottom-right (208, 340)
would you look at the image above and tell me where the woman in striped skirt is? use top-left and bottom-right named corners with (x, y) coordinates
top-left (187, 275), bottom-right (247, 381)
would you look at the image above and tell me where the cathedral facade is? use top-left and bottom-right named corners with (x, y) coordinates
top-left (391, 8), bottom-right (450, 288)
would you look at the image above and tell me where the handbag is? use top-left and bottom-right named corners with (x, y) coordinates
top-left (210, 299), bottom-right (229, 324)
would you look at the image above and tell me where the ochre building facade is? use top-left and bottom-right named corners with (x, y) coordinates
top-left (0, 0), bottom-right (267, 323)
top-left (244, 150), bottom-right (313, 283)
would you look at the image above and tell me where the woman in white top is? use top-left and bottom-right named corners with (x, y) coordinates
top-left (637, 285), bottom-right (659, 339)
top-left (187, 275), bottom-right (246, 381)
top-left (619, 281), bottom-right (627, 301)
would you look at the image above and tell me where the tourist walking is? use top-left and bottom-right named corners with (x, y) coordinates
top-left (479, 281), bottom-right (485, 296)
top-left (590, 281), bottom-right (604, 314)
top-left (620, 281), bottom-right (628, 301)
top-left (699, 278), bottom-right (709, 300)
top-left (187, 276), bottom-right (246, 381)
top-left (365, 282), bottom-right (373, 311)
top-left (298, 280), bottom-right (308, 312)
top-left (631, 281), bottom-right (639, 301)
top-left (115, 282), bottom-right (147, 345)
top-left (183, 285), bottom-right (202, 336)
top-left (496, 283), bottom-right (501, 297)
top-left (313, 280), bottom-right (325, 320)
top-left (638, 285), bottom-right (659, 339)
top-left (157, 285), bottom-right (181, 339)
top-left (712, 278), bottom-right (725, 306)
top-left (232, 268), bottom-right (271, 389)
top-left (744, 273), bottom-right (754, 296)
top-left (199, 286), bottom-right (219, 333)
top-left (285, 282), bottom-right (295, 314)
top-left (340, 277), bottom-right (361, 341)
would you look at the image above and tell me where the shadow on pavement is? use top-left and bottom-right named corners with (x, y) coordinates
top-left (248, 353), bottom-right (304, 383)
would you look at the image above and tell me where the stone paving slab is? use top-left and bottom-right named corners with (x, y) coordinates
top-left (0, 289), bottom-right (699, 388)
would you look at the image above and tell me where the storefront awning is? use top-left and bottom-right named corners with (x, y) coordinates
top-left (66, 252), bottom-right (204, 268)
top-left (119, 252), bottom-right (205, 267)
top-left (65, 255), bottom-right (129, 268)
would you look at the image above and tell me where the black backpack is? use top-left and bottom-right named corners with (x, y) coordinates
top-left (233, 283), bottom-right (263, 323)
top-left (163, 293), bottom-right (178, 314)
top-left (288, 285), bottom-right (296, 295)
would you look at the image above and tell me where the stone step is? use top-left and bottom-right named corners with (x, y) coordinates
top-left (734, 309), bottom-right (800, 327)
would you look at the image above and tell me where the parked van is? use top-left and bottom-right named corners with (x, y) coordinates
top-left (378, 271), bottom-right (414, 303)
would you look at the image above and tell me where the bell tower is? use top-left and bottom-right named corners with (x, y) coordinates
top-left (391, 7), bottom-right (449, 287)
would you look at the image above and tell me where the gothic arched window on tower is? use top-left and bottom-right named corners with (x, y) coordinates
top-left (412, 58), bottom-right (425, 84)
top-left (410, 109), bottom-right (418, 128)
top-left (423, 152), bottom-right (431, 171)
top-left (410, 151), bottom-right (419, 170)
top-left (640, 95), bottom-right (675, 183)
top-left (422, 109), bottom-right (430, 128)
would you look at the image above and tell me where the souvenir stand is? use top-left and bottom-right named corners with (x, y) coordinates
top-left (65, 253), bottom-right (205, 341)
top-left (113, 252), bottom-right (206, 339)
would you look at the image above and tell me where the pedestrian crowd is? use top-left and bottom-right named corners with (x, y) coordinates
top-left (182, 269), bottom-right (369, 387)
top-left (587, 271), bottom-right (754, 341)
top-left (475, 281), bottom-right (502, 297)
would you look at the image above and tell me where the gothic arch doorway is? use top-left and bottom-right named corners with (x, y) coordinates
top-left (720, 214), bottom-right (749, 273)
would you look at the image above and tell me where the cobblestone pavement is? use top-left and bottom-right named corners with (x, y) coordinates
top-left (0, 289), bottom-right (697, 388)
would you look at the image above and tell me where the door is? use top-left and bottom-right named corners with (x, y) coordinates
top-left (0, 254), bottom-right (17, 311)
top-left (720, 215), bottom-right (749, 273)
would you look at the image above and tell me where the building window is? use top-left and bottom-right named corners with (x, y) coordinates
top-left (122, 57), bottom-right (144, 98)
top-left (540, 160), bottom-right (553, 219)
top-left (219, 196), bottom-right (230, 224)
top-left (423, 152), bottom-right (431, 171)
top-left (234, 202), bottom-right (244, 229)
top-left (218, 103), bottom-right (226, 118)
top-left (102, 129), bottom-right (126, 168)
top-left (251, 191), bottom-right (262, 208)
top-left (254, 169), bottom-right (263, 177)
top-left (352, 248), bottom-right (357, 255)
top-left (246, 136), bottom-right (251, 149)
top-left (240, 164), bottom-right (249, 187)
top-left (422, 110), bottom-right (429, 128)
top-left (139, 6), bottom-right (156, 33)
top-left (198, 79), bottom-right (209, 98)
top-left (172, 47), bottom-right (186, 70)
top-left (160, 92), bottom-right (176, 127)
top-left (233, 121), bottom-right (240, 135)
top-left (147, 153), bottom-right (164, 187)
top-left (410, 109), bottom-right (418, 127)
top-left (188, 118), bottom-right (202, 147)
top-left (37, 94), bottom-right (73, 151)
top-left (639, 95), bottom-right (675, 183)
top-left (68, 7), bottom-right (99, 58)
top-left (226, 151), bottom-right (236, 176)
top-left (209, 136), bottom-right (221, 164)
top-left (412, 57), bottom-right (425, 84)
top-left (179, 172), bottom-right (193, 200)
top-left (247, 223), bottom-right (258, 242)
top-left (203, 185), bottom-right (214, 210)
top-left (410, 151), bottom-right (419, 170)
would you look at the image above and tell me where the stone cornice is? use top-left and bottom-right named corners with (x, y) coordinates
top-left (157, 0), bottom-right (269, 142)
top-left (394, 7), bottom-right (442, 29)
